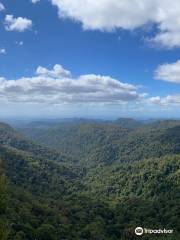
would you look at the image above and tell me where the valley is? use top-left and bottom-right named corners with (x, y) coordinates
top-left (0, 119), bottom-right (179, 239)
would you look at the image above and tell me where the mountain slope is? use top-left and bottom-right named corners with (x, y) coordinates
top-left (0, 122), bottom-right (84, 197)
top-left (114, 118), bottom-right (144, 128)
top-left (20, 120), bottom-right (180, 166)
top-left (0, 122), bottom-right (72, 164)
top-left (0, 121), bottom-right (179, 239)
top-left (20, 122), bottom-right (129, 165)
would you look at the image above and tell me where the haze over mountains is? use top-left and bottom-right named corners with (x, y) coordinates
top-left (0, 118), bottom-right (179, 239)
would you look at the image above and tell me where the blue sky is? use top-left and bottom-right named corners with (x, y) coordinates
top-left (0, 0), bottom-right (180, 119)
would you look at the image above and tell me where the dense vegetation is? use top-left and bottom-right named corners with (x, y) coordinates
top-left (0, 119), bottom-right (179, 239)
top-left (21, 119), bottom-right (180, 165)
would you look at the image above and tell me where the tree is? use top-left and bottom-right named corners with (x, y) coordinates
top-left (36, 224), bottom-right (56, 240)
top-left (0, 160), bottom-right (9, 240)
top-left (14, 231), bottom-right (26, 240)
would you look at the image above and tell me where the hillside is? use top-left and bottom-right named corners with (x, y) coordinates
top-left (20, 122), bottom-right (129, 165)
top-left (20, 119), bottom-right (180, 166)
top-left (114, 118), bottom-right (144, 128)
top-left (0, 122), bottom-right (72, 164)
top-left (0, 121), bottom-right (179, 239)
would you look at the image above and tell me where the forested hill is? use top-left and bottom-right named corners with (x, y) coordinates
top-left (0, 122), bottom-right (85, 196)
top-left (0, 120), bottom-right (180, 239)
top-left (0, 122), bottom-right (72, 164)
top-left (114, 118), bottom-right (144, 128)
top-left (20, 119), bottom-right (180, 166)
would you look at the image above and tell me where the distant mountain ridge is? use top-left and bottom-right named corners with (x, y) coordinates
top-left (114, 118), bottom-right (144, 128)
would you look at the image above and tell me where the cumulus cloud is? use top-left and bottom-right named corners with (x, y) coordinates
top-left (51, 0), bottom-right (180, 48)
top-left (4, 15), bottom-right (32, 32)
top-left (36, 64), bottom-right (71, 78)
top-left (155, 60), bottom-right (180, 84)
top-left (150, 95), bottom-right (180, 106)
top-left (0, 48), bottom-right (6, 55)
top-left (0, 2), bottom-right (5, 11)
top-left (0, 64), bottom-right (142, 105)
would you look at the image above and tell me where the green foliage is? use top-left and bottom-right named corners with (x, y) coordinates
top-left (20, 120), bottom-right (180, 167)
top-left (20, 122), bottom-right (129, 165)
top-left (14, 231), bottom-right (26, 240)
top-left (0, 120), bottom-right (179, 239)
top-left (36, 224), bottom-right (56, 240)
top-left (0, 221), bottom-right (9, 240)
top-left (0, 160), bottom-right (10, 240)
top-left (0, 161), bottom-right (7, 213)
top-left (115, 118), bottom-right (144, 128)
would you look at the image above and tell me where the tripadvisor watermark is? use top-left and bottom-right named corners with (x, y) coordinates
top-left (135, 227), bottom-right (173, 236)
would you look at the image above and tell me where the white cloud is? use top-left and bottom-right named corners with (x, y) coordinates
top-left (51, 0), bottom-right (180, 48)
top-left (31, 0), bottom-right (40, 4)
top-left (150, 95), bottom-right (180, 106)
top-left (155, 60), bottom-right (180, 84)
top-left (0, 48), bottom-right (6, 55)
top-left (0, 2), bottom-right (5, 11)
top-left (4, 15), bottom-right (32, 32)
top-left (36, 64), bottom-right (71, 78)
top-left (0, 64), bottom-right (142, 105)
